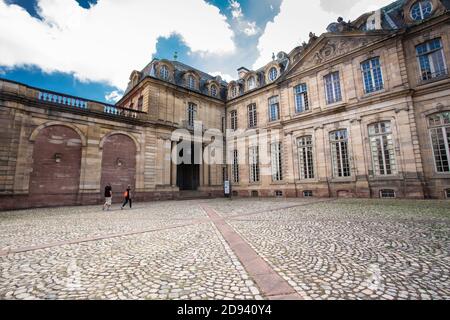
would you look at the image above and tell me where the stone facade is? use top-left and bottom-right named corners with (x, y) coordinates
top-left (1, 0), bottom-right (450, 210)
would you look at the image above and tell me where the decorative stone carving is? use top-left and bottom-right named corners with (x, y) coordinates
top-left (326, 17), bottom-right (357, 33)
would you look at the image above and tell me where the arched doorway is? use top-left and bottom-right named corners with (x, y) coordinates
top-left (100, 134), bottom-right (137, 199)
top-left (29, 125), bottom-right (83, 198)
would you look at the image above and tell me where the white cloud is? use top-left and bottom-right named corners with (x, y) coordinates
top-left (228, 0), bottom-right (260, 37)
top-left (208, 71), bottom-right (234, 83)
top-left (0, 0), bottom-right (235, 90)
top-left (254, 0), bottom-right (393, 69)
top-left (105, 90), bottom-right (122, 103)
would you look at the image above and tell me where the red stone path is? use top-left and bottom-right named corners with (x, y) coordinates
top-left (200, 204), bottom-right (302, 300)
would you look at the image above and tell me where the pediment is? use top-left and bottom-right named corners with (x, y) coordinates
top-left (286, 33), bottom-right (389, 76)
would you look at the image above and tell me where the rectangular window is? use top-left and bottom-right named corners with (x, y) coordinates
top-left (361, 57), bottom-right (384, 93)
top-left (369, 122), bottom-right (397, 175)
top-left (429, 112), bottom-right (450, 173)
top-left (268, 96), bottom-right (280, 122)
top-left (380, 189), bottom-right (396, 199)
top-left (232, 150), bottom-right (240, 183)
top-left (230, 110), bottom-right (238, 131)
top-left (303, 191), bottom-right (313, 197)
top-left (416, 38), bottom-right (448, 81)
top-left (294, 84), bottom-right (309, 113)
top-left (324, 72), bottom-right (342, 104)
top-left (446, 189), bottom-right (450, 199)
top-left (298, 136), bottom-right (315, 179)
top-left (137, 96), bottom-right (143, 111)
top-left (187, 103), bottom-right (197, 127)
top-left (248, 104), bottom-right (257, 128)
top-left (271, 142), bottom-right (283, 181)
top-left (249, 146), bottom-right (260, 183)
top-left (330, 129), bottom-right (351, 178)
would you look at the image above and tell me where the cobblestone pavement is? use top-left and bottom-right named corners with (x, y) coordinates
top-left (0, 198), bottom-right (449, 300)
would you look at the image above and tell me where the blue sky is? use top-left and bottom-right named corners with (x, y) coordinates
top-left (0, 0), bottom-right (392, 103)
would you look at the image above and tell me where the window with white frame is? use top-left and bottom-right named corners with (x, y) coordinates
top-left (429, 112), bottom-right (450, 173)
top-left (369, 122), bottom-right (397, 175)
top-left (249, 146), bottom-right (260, 183)
top-left (271, 142), bottom-right (283, 181)
top-left (410, 0), bottom-right (433, 21)
top-left (231, 86), bottom-right (237, 98)
top-left (230, 110), bottom-right (238, 131)
top-left (294, 84), bottom-right (309, 113)
top-left (268, 96), bottom-right (280, 122)
top-left (248, 104), bottom-right (257, 128)
top-left (210, 85), bottom-right (218, 97)
top-left (268, 67), bottom-right (278, 82)
top-left (187, 75), bottom-right (196, 89)
top-left (232, 149), bottom-right (240, 183)
top-left (416, 38), bottom-right (447, 81)
top-left (330, 129), bottom-right (351, 178)
top-left (324, 72), bottom-right (342, 104)
top-left (187, 103), bottom-right (197, 127)
top-left (298, 136), bottom-right (315, 179)
top-left (160, 65), bottom-right (169, 80)
top-left (247, 76), bottom-right (256, 90)
top-left (361, 57), bottom-right (384, 93)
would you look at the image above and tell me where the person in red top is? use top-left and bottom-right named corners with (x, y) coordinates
top-left (121, 185), bottom-right (132, 210)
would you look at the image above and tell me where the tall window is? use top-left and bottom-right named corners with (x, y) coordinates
top-left (137, 96), bottom-right (143, 111)
top-left (324, 72), bottom-right (342, 104)
top-left (231, 86), bottom-right (237, 98)
top-left (294, 84), bottom-right (309, 113)
top-left (160, 65), bottom-right (169, 80)
top-left (271, 142), bottom-right (283, 181)
top-left (247, 76), bottom-right (256, 90)
top-left (210, 85), bottom-right (218, 97)
top-left (298, 136), bottom-right (315, 179)
top-left (369, 122), bottom-right (397, 175)
top-left (269, 67), bottom-right (278, 82)
top-left (249, 146), bottom-right (260, 183)
top-left (429, 112), bottom-right (450, 173)
top-left (232, 150), bottom-right (240, 183)
top-left (269, 96), bottom-right (280, 122)
top-left (248, 104), bottom-right (257, 128)
top-left (230, 110), bottom-right (238, 131)
top-left (411, 0), bottom-right (433, 21)
top-left (416, 38), bottom-right (447, 81)
top-left (361, 57), bottom-right (384, 93)
top-left (330, 130), bottom-right (351, 178)
top-left (187, 103), bottom-right (197, 127)
top-left (188, 75), bottom-right (196, 89)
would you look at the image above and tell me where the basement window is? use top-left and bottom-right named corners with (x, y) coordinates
top-left (380, 189), bottom-right (396, 199)
top-left (251, 191), bottom-right (259, 197)
top-left (275, 191), bottom-right (283, 197)
top-left (303, 191), bottom-right (313, 197)
top-left (446, 189), bottom-right (450, 199)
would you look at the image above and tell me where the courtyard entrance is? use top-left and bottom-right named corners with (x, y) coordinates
top-left (176, 142), bottom-right (200, 191)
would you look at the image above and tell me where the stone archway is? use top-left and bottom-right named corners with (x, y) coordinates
top-left (29, 125), bottom-right (83, 198)
top-left (100, 134), bottom-right (137, 199)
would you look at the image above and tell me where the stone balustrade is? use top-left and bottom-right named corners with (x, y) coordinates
top-left (0, 79), bottom-right (144, 120)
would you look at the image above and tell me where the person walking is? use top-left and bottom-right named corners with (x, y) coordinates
top-left (121, 185), bottom-right (132, 210)
top-left (103, 183), bottom-right (113, 211)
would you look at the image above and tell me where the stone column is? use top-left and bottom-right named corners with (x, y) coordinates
top-left (350, 118), bottom-right (370, 197)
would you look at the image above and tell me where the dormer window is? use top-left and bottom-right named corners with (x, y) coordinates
top-left (269, 67), bottom-right (278, 82)
top-left (160, 65), bottom-right (169, 80)
top-left (247, 76), bottom-right (256, 90)
top-left (411, 0), bottom-right (433, 21)
top-left (187, 75), bottom-right (196, 90)
top-left (231, 86), bottom-right (237, 98)
top-left (211, 85), bottom-right (218, 97)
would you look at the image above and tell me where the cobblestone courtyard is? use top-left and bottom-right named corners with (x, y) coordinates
top-left (0, 198), bottom-right (449, 300)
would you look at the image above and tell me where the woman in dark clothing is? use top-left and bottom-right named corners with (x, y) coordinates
top-left (103, 183), bottom-right (112, 211)
top-left (121, 185), bottom-right (132, 210)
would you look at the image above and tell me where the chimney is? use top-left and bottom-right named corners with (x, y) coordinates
top-left (237, 67), bottom-right (250, 80)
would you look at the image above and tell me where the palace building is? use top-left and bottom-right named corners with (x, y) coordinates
top-left (1, 0), bottom-right (450, 210)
